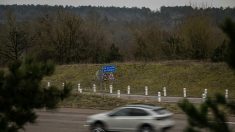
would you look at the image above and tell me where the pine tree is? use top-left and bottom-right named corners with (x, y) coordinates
top-left (0, 58), bottom-right (72, 132)
top-left (178, 94), bottom-right (235, 132)
top-left (108, 44), bottom-right (123, 62)
top-left (221, 18), bottom-right (235, 70)
top-left (178, 18), bottom-right (235, 132)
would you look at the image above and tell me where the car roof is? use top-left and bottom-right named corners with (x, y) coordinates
top-left (124, 104), bottom-right (163, 110)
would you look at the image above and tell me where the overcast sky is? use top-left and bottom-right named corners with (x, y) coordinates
top-left (1, 0), bottom-right (235, 10)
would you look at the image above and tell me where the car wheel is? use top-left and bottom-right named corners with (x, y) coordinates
top-left (139, 125), bottom-right (153, 132)
top-left (91, 122), bottom-right (106, 132)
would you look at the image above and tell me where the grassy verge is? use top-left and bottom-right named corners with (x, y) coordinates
top-left (59, 93), bottom-right (182, 113)
top-left (44, 61), bottom-right (235, 98)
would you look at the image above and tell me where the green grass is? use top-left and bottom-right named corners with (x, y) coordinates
top-left (43, 61), bottom-right (235, 98)
top-left (59, 93), bottom-right (182, 113)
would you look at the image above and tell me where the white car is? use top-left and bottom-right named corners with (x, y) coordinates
top-left (86, 105), bottom-right (175, 132)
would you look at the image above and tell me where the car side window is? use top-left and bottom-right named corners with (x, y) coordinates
top-left (129, 108), bottom-right (149, 116)
top-left (153, 108), bottom-right (169, 115)
top-left (111, 108), bottom-right (131, 116)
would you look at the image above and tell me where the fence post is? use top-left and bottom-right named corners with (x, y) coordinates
top-left (93, 84), bottom-right (96, 93)
top-left (158, 92), bottom-right (161, 102)
top-left (77, 83), bottom-right (80, 93)
top-left (163, 87), bottom-right (167, 96)
top-left (127, 85), bottom-right (130, 95)
top-left (117, 90), bottom-right (120, 98)
top-left (109, 85), bottom-right (113, 94)
top-left (202, 93), bottom-right (206, 102)
top-left (225, 89), bottom-right (228, 99)
top-left (47, 82), bottom-right (50, 87)
top-left (183, 88), bottom-right (187, 98)
top-left (145, 86), bottom-right (148, 96)
top-left (204, 89), bottom-right (207, 98)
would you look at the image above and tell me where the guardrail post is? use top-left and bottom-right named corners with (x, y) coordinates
top-left (127, 85), bottom-right (130, 95)
top-left (183, 88), bottom-right (187, 98)
top-left (163, 87), bottom-right (167, 96)
top-left (93, 84), bottom-right (96, 93)
top-left (158, 92), bottom-right (161, 102)
top-left (204, 89), bottom-right (207, 98)
top-left (225, 89), bottom-right (228, 99)
top-left (117, 90), bottom-right (120, 98)
top-left (109, 85), bottom-right (113, 94)
top-left (77, 83), bottom-right (80, 93)
top-left (202, 93), bottom-right (206, 102)
top-left (47, 82), bottom-right (50, 87)
top-left (145, 86), bottom-right (148, 96)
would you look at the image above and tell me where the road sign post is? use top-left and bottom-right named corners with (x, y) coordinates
top-left (96, 65), bottom-right (117, 94)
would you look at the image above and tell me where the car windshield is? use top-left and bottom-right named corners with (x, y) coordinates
top-left (153, 108), bottom-right (170, 115)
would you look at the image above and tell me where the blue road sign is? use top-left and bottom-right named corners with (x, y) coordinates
top-left (102, 65), bottom-right (116, 73)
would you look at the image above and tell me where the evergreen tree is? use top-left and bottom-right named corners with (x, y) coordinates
top-left (211, 41), bottom-right (227, 62)
top-left (0, 58), bottom-right (72, 132)
top-left (108, 44), bottom-right (123, 62)
top-left (221, 18), bottom-right (235, 69)
top-left (178, 94), bottom-right (235, 132)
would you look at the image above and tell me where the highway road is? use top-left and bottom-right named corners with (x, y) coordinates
top-left (22, 108), bottom-right (235, 132)
top-left (95, 92), bottom-right (204, 103)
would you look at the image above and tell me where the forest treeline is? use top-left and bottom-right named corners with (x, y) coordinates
top-left (0, 5), bottom-right (235, 64)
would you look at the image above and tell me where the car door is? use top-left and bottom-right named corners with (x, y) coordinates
top-left (106, 108), bottom-right (150, 132)
top-left (126, 108), bottom-right (150, 129)
top-left (106, 108), bottom-right (132, 131)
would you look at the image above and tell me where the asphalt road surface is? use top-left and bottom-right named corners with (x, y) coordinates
top-left (22, 108), bottom-right (235, 132)
top-left (94, 92), bottom-right (203, 103)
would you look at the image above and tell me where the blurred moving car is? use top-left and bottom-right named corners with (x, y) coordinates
top-left (86, 104), bottom-right (175, 132)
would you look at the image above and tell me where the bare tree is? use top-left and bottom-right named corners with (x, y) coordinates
top-left (0, 11), bottom-right (29, 61)
top-left (179, 15), bottom-right (223, 60)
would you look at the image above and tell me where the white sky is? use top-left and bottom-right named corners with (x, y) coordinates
top-left (1, 0), bottom-right (235, 11)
